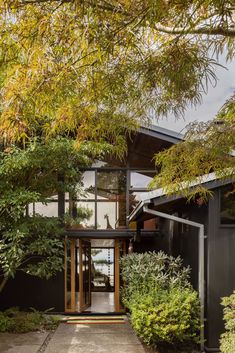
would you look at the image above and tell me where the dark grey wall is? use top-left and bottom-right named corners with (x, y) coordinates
top-left (206, 189), bottom-right (235, 350)
top-left (0, 271), bottom-right (64, 312)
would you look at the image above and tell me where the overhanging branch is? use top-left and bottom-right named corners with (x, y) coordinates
top-left (155, 23), bottom-right (235, 37)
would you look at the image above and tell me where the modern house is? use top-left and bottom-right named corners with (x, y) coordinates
top-left (0, 124), bottom-right (234, 352)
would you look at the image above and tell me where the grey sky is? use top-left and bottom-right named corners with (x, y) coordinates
top-left (156, 55), bottom-right (235, 133)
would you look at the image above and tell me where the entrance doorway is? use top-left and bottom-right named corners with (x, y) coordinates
top-left (64, 238), bottom-right (126, 313)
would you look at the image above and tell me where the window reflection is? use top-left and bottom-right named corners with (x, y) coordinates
top-left (79, 171), bottom-right (95, 199)
top-left (130, 171), bottom-right (155, 189)
top-left (129, 191), bottom-right (145, 213)
top-left (221, 186), bottom-right (235, 224)
top-left (97, 171), bottom-right (126, 229)
top-left (65, 201), bottom-right (95, 229)
top-left (28, 197), bottom-right (58, 217)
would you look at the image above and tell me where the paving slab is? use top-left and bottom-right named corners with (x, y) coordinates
top-left (44, 320), bottom-right (146, 353)
top-left (45, 344), bottom-right (146, 353)
top-left (0, 332), bottom-right (48, 353)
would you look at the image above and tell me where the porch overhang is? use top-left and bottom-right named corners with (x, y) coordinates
top-left (64, 229), bottom-right (157, 239)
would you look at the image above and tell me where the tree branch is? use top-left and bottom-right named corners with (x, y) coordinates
top-left (155, 23), bottom-right (235, 37)
top-left (0, 276), bottom-right (8, 293)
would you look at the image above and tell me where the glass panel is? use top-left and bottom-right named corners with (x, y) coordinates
top-left (65, 201), bottom-right (95, 229)
top-left (80, 171), bottom-right (95, 199)
top-left (28, 201), bottom-right (58, 217)
top-left (97, 170), bottom-right (126, 194)
top-left (97, 202), bottom-right (116, 229)
top-left (97, 170), bottom-right (126, 229)
top-left (130, 171), bottom-right (156, 189)
top-left (221, 186), bottom-right (235, 224)
top-left (129, 191), bottom-right (145, 213)
top-left (91, 248), bottom-right (114, 291)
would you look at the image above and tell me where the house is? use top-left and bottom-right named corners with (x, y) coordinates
top-left (128, 172), bottom-right (235, 352)
top-left (0, 124), bottom-right (234, 352)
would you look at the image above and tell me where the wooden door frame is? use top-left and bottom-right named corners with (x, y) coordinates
top-left (114, 239), bottom-right (126, 313)
top-left (65, 237), bottom-right (126, 313)
top-left (114, 239), bottom-right (120, 312)
top-left (79, 239), bottom-right (91, 311)
top-left (64, 238), bottom-right (76, 312)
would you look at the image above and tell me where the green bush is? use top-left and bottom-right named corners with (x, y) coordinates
top-left (120, 251), bottom-right (200, 347)
top-left (0, 307), bottom-right (60, 333)
top-left (130, 286), bottom-right (200, 346)
top-left (0, 312), bottom-right (14, 332)
top-left (120, 251), bottom-right (191, 308)
top-left (220, 290), bottom-right (235, 353)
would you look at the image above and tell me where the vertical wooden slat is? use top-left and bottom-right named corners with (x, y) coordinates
top-left (79, 239), bottom-right (83, 311)
top-left (71, 239), bottom-right (76, 311)
top-left (64, 239), bottom-right (67, 312)
top-left (114, 239), bottom-right (120, 312)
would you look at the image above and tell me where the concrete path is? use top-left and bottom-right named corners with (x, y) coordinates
top-left (44, 319), bottom-right (147, 353)
top-left (0, 332), bottom-right (48, 353)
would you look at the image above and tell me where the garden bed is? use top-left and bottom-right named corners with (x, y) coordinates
top-left (0, 307), bottom-right (60, 333)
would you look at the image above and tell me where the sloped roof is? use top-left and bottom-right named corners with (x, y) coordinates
top-left (128, 171), bottom-right (234, 221)
top-left (139, 124), bottom-right (183, 144)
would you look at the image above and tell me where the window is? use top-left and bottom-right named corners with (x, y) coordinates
top-left (129, 170), bottom-right (156, 213)
top-left (66, 169), bottom-right (127, 230)
top-left (130, 171), bottom-right (155, 189)
top-left (97, 170), bottom-right (126, 229)
top-left (28, 195), bottom-right (58, 217)
top-left (220, 185), bottom-right (235, 225)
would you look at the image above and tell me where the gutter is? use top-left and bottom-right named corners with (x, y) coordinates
top-left (142, 205), bottom-right (205, 352)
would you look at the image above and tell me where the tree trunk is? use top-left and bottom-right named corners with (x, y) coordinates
top-left (0, 277), bottom-right (8, 294)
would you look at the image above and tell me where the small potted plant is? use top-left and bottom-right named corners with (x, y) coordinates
top-left (64, 206), bottom-right (93, 230)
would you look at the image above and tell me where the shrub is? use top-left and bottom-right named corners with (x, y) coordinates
top-left (120, 251), bottom-right (200, 348)
top-left (0, 312), bottom-right (14, 332)
top-left (0, 307), bottom-right (60, 333)
top-left (220, 290), bottom-right (235, 353)
top-left (130, 286), bottom-right (200, 346)
top-left (120, 251), bottom-right (191, 308)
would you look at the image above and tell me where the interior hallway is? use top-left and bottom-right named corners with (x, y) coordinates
top-left (86, 292), bottom-right (115, 313)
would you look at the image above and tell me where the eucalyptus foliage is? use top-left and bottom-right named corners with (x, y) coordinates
top-left (150, 116), bottom-right (235, 199)
top-left (0, 0), bottom-right (234, 145)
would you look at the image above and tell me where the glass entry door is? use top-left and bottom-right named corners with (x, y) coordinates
top-left (65, 238), bottom-right (126, 312)
top-left (65, 238), bottom-right (91, 312)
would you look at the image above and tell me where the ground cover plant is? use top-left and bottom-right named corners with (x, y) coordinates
top-left (220, 290), bottom-right (235, 353)
top-left (120, 251), bottom-right (200, 349)
top-left (0, 307), bottom-right (60, 333)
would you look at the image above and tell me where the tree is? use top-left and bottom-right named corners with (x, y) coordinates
top-left (0, 1), bottom-right (234, 143)
top-left (0, 137), bottom-right (110, 293)
top-left (150, 111), bottom-right (235, 198)
top-left (0, 1), bottom-right (234, 191)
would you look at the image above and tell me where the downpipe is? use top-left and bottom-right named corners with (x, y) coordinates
top-left (143, 205), bottom-right (205, 352)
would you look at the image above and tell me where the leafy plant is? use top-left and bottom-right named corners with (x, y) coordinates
top-left (0, 137), bottom-right (109, 293)
top-left (120, 251), bottom-right (191, 308)
top-left (220, 290), bottom-right (235, 353)
top-left (0, 307), bottom-right (60, 333)
top-left (120, 251), bottom-right (200, 348)
top-left (131, 286), bottom-right (200, 346)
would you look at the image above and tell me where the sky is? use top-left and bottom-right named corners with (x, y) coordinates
top-left (156, 55), bottom-right (235, 134)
